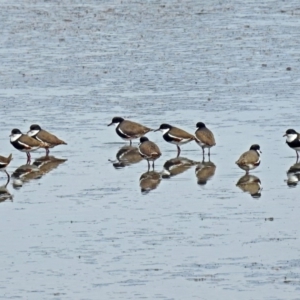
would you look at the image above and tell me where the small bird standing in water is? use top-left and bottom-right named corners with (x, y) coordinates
top-left (235, 144), bottom-right (261, 174)
top-left (283, 129), bottom-right (300, 161)
top-left (10, 128), bottom-right (47, 164)
top-left (108, 117), bottom-right (153, 145)
top-left (195, 122), bottom-right (216, 157)
top-left (27, 124), bottom-right (67, 157)
top-left (138, 137), bottom-right (161, 171)
top-left (155, 123), bottom-right (194, 157)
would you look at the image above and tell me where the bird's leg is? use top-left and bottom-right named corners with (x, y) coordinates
top-left (26, 152), bottom-right (31, 164)
top-left (4, 172), bottom-right (10, 187)
top-left (46, 148), bottom-right (50, 157)
top-left (297, 151), bottom-right (299, 162)
top-left (208, 148), bottom-right (212, 162)
top-left (152, 161), bottom-right (155, 170)
top-left (245, 170), bottom-right (249, 175)
top-left (147, 160), bottom-right (150, 172)
top-left (129, 140), bottom-right (132, 146)
top-left (4, 170), bottom-right (10, 182)
top-left (177, 145), bottom-right (181, 158)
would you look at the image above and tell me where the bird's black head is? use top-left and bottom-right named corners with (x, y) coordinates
top-left (196, 122), bottom-right (206, 129)
top-left (159, 124), bottom-right (172, 130)
top-left (250, 144), bottom-right (261, 151)
top-left (154, 123), bottom-right (172, 132)
top-left (108, 117), bottom-right (124, 126)
top-left (285, 129), bottom-right (297, 135)
top-left (140, 136), bottom-right (149, 143)
top-left (30, 124), bottom-right (42, 131)
top-left (11, 128), bottom-right (22, 135)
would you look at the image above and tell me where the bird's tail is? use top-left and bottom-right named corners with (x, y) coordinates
top-left (7, 153), bottom-right (12, 162)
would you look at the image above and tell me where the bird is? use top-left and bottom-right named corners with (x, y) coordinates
top-left (0, 153), bottom-right (12, 180)
top-left (10, 128), bottom-right (47, 164)
top-left (107, 117), bottom-right (153, 145)
top-left (138, 136), bottom-right (161, 171)
top-left (195, 122), bottom-right (216, 157)
top-left (27, 124), bottom-right (67, 157)
top-left (235, 144), bottom-right (261, 174)
top-left (283, 129), bottom-right (300, 161)
top-left (155, 123), bottom-right (195, 157)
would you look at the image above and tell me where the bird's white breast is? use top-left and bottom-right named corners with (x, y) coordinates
top-left (161, 128), bottom-right (170, 134)
top-left (10, 133), bottom-right (22, 142)
top-left (286, 133), bottom-right (298, 143)
top-left (27, 130), bottom-right (39, 137)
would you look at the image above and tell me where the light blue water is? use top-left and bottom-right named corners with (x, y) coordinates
top-left (0, 0), bottom-right (300, 299)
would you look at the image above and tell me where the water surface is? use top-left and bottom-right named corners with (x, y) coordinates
top-left (0, 0), bottom-right (300, 299)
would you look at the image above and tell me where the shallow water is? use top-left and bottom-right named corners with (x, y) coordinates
top-left (1, 0), bottom-right (300, 299)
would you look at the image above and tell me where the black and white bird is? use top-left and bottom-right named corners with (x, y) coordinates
top-left (10, 129), bottom-right (47, 164)
top-left (283, 129), bottom-right (300, 160)
top-left (27, 124), bottom-right (67, 157)
top-left (108, 117), bottom-right (153, 145)
top-left (155, 124), bottom-right (195, 157)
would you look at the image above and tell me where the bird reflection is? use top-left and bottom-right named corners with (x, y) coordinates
top-left (0, 177), bottom-right (13, 203)
top-left (195, 160), bottom-right (216, 185)
top-left (12, 156), bottom-right (67, 188)
top-left (236, 174), bottom-right (262, 198)
top-left (286, 163), bottom-right (300, 187)
top-left (162, 157), bottom-right (198, 178)
top-left (139, 171), bottom-right (161, 194)
top-left (109, 146), bottom-right (143, 169)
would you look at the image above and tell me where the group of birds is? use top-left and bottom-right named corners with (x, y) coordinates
top-left (1, 117), bottom-right (299, 186)
top-left (108, 117), bottom-right (300, 173)
top-left (0, 125), bottom-right (67, 180)
top-left (108, 116), bottom-right (216, 170)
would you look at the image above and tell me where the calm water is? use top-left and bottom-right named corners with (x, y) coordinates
top-left (1, 0), bottom-right (300, 299)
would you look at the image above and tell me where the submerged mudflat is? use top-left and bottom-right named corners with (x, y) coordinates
top-left (0, 0), bottom-right (300, 299)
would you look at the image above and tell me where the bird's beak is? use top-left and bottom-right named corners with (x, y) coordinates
top-left (154, 128), bottom-right (160, 132)
top-left (107, 122), bottom-right (113, 126)
top-left (260, 150), bottom-right (262, 153)
top-left (283, 133), bottom-right (287, 137)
